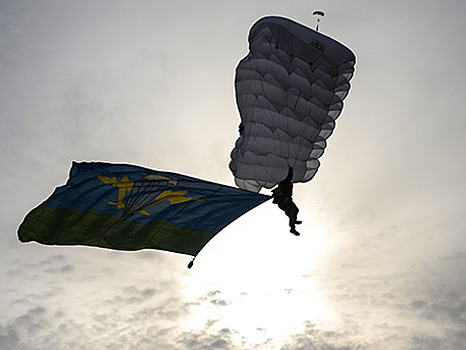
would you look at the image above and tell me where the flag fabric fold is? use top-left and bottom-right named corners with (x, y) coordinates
top-left (18, 162), bottom-right (270, 257)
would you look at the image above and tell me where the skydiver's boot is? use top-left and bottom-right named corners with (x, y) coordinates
top-left (290, 226), bottom-right (300, 236)
top-left (289, 215), bottom-right (301, 236)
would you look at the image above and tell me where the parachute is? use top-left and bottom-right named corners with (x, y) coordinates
top-left (229, 16), bottom-right (356, 192)
top-left (312, 11), bottom-right (324, 31)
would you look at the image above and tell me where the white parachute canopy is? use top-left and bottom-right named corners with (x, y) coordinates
top-left (229, 16), bottom-right (356, 192)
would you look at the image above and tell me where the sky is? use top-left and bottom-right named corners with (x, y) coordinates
top-left (1, 0), bottom-right (465, 349)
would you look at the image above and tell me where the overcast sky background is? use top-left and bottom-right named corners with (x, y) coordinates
top-left (1, 0), bottom-right (465, 349)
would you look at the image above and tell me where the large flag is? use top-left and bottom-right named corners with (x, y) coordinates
top-left (18, 162), bottom-right (270, 258)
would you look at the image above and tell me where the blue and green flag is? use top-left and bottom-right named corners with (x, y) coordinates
top-left (18, 162), bottom-right (270, 257)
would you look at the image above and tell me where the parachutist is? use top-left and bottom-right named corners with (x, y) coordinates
top-left (272, 167), bottom-right (301, 236)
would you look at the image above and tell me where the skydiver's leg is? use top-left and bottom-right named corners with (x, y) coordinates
top-left (287, 203), bottom-right (299, 227)
top-left (274, 196), bottom-right (301, 235)
top-left (285, 202), bottom-right (301, 236)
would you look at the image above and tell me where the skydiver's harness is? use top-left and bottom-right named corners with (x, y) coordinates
top-left (272, 167), bottom-right (301, 236)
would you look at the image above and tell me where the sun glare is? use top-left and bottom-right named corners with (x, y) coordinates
top-left (182, 203), bottom-right (334, 345)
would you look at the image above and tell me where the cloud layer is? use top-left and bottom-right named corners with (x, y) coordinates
top-left (2, 0), bottom-right (466, 349)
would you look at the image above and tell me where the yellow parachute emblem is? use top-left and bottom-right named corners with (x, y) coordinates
top-left (98, 175), bottom-right (203, 217)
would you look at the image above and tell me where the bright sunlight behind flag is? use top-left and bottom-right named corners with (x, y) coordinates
top-left (18, 162), bottom-right (270, 257)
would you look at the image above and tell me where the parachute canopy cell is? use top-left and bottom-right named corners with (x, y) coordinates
top-left (229, 16), bottom-right (356, 192)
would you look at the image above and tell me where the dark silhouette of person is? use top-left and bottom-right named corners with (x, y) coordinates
top-left (272, 167), bottom-right (302, 236)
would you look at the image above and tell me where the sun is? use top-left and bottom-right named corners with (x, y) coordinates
top-left (181, 202), bottom-right (334, 345)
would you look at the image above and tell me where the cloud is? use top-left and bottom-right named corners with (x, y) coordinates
top-left (44, 264), bottom-right (74, 274)
top-left (279, 322), bottom-right (367, 350)
top-left (1, 290), bottom-right (185, 350)
top-left (199, 290), bottom-right (230, 307)
top-left (6, 254), bottom-right (73, 276)
top-left (0, 306), bottom-right (52, 349)
top-left (104, 285), bottom-right (158, 305)
top-left (3, 249), bottom-right (465, 350)
top-left (0, 323), bottom-right (19, 350)
top-left (176, 327), bottom-right (237, 350)
top-left (409, 329), bottom-right (466, 350)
